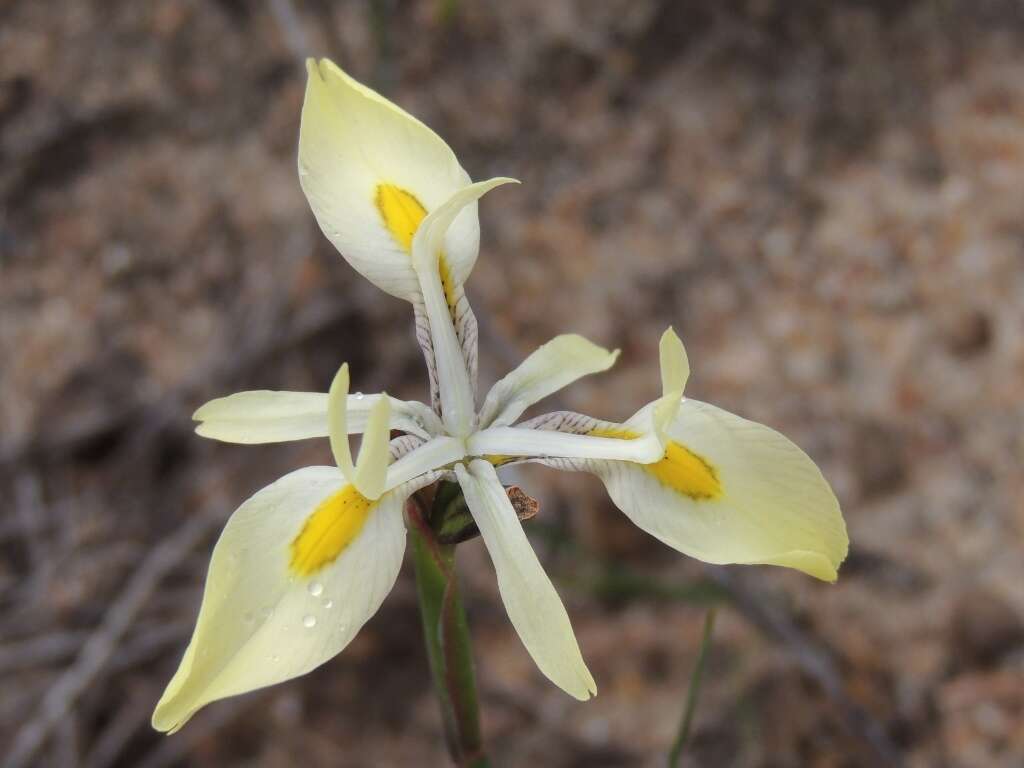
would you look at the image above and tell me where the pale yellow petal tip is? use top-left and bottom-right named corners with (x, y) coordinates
top-left (192, 397), bottom-right (222, 422)
top-left (766, 548), bottom-right (846, 583)
top-left (151, 688), bottom-right (192, 734)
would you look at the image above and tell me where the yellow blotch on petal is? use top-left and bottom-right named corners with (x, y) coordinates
top-left (589, 428), bottom-right (723, 501)
top-left (376, 182), bottom-right (459, 308)
top-left (290, 485), bottom-right (374, 577)
top-left (376, 183), bottom-right (426, 253)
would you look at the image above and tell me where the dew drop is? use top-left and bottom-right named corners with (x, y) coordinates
top-left (308, 582), bottom-right (324, 597)
top-left (324, 599), bottom-right (334, 609)
top-left (303, 615), bottom-right (317, 629)
top-left (353, 391), bottom-right (364, 400)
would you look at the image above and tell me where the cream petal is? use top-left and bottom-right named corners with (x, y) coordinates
top-left (193, 390), bottom-right (438, 443)
top-left (477, 334), bottom-right (620, 429)
top-left (411, 179), bottom-right (518, 436)
top-left (151, 467), bottom-right (428, 732)
top-left (455, 460), bottom-right (595, 699)
top-left (467, 425), bottom-right (664, 464)
top-left (592, 399), bottom-right (848, 582)
top-left (659, 326), bottom-right (690, 396)
top-left (298, 58), bottom-right (478, 300)
top-left (352, 393), bottom-right (391, 500)
top-left (327, 364), bottom-right (356, 482)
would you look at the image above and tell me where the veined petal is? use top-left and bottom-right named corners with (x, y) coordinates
top-left (581, 399), bottom-right (848, 582)
top-left (193, 391), bottom-right (439, 443)
top-left (298, 58), bottom-right (479, 300)
top-left (467, 425), bottom-right (665, 464)
top-left (455, 460), bottom-right (595, 700)
top-left (411, 179), bottom-right (518, 436)
top-left (384, 435), bottom-right (467, 492)
top-left (152, 466), bottom-right (432, 733)
top-left (478, 334), bottom-right (620, 429)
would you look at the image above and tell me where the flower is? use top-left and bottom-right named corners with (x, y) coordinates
top-left (152, 58), bottom-right (848, 732)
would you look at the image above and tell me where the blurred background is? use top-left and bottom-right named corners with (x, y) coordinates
top-left (2, 1), bottom-right (1022, 766)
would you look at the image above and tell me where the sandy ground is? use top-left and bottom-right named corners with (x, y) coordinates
top-left (1, 1), bottom-right (1023, 766)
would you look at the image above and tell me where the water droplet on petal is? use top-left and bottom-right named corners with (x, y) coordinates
top-left (303, 615), bottom-right (317, 628)
top-left (308, 582), bottom-right (323, 597)
top-left (354, 391), bottom-right (364, 400)
top-left (324, 599), bottom-right (334, 609)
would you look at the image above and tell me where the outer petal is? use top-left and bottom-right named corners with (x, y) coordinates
top-left (298, 58), bottom-right (478, 300)
top-left (477, 334), bottom-right (620, 429)
top-left (193, 391), bottom-right (439, 443)
top-left (571, 399), bottom-right (847, 582)
top-left (152, 466), bottom-right (431, 732)
top-left (411, 179), bottom-right (518, 436)
top-left (455, 460), bottom-right (595, 699)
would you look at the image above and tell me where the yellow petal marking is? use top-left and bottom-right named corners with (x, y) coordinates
top-left (589, 427), bottom-right (723, 501)
top-left (376, 183), bottom-right (426, 252)
top-left (290, 485), bottom-right (374, 577)
top-left (376, 182), bottom-right (459, 308)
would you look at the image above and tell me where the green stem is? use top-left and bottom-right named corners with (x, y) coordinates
top-left (668, 607), bottom-right (717, 768)
top-left (408, 490), bottom-right (489, 767)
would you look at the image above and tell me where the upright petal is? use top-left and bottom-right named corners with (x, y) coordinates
top-left (298, 58), bottom-right (479, 300)
top-left (411, 179), bottom-right (518, 436)
top-left (152, 466), bottom-right (433, 733)
top-left (477, 334), bottom-right (620, 428)
top-left (352, 393), bottom-right (391, 500)
top-left (193, 390), bottom-right (440, 443)
top-left (559, 399), bottom-right (848, 581)
top-left (659, 327), bottom-right (690, 397)
top-left (455, 460), bottom-right (595, 700)
top-left (327, 364), bottom-right (356, 482)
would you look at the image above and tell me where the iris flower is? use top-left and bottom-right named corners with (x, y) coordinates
top-left (152, 59), bottom-right (847, 732)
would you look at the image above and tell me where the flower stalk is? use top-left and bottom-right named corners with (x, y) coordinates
top-left (408, 484), bottom-right (489, 767)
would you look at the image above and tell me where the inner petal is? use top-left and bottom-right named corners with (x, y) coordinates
top-left (290, 485), bottom-right (375, 576)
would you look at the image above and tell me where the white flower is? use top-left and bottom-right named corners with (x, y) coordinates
top-left (152, 59), bottom-right (848, 732)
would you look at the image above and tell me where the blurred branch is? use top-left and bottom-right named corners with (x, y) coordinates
top-left (267, 0), bottom-right (312, 68)
top-left (669, 607), bottom-right (717, 767)
top-left (4, 508), bottom-right (222, 768)
top-left (706, 567), bottom-right (903, 767)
